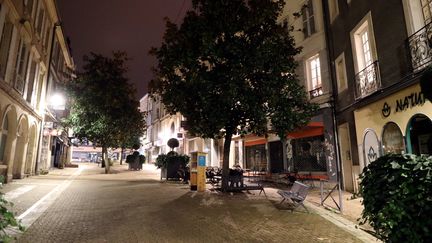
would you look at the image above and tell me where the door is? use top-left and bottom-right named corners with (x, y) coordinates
top-left (338, 123), bottom-right (354, 192)
top-left (269, 141), bottom-right (284, 173)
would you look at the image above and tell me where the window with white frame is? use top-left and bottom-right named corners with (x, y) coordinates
top-left (351, 13), bottom-right (379, 98)
top-left (351, 15), bottom-right (377, 73)
top-left (360, 29), bottom-right (373, 69)
top-left (14, 39), bottom-right (30, 94)
top-left (36, 4), bottom-right (45, 36)
top-left (43, 21), bottom-right (51, 51)
top-left (302, 0), bottom-right (316, 38)
top-left (306, 55), bottom-right (323, 98)
top-left (335, 53), bottom-right (348, 92)
top-left (36, 71), bottom-right (44, 109)
top-left (329, 0), bottom-right (339, 22)
top-left (24, 0), bottom-right (35, 17)
top-left (0, 115), bottom-right (8, 162)
top-left (26, 58), bottom-right (37, 103)
top-left (0, 16), bottom-right (14, 80)
top-left (421, 0), bottom-right (432, 23)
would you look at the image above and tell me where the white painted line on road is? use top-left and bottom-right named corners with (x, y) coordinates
top-left (4, 185), bottom-right (36, 201)
top-left (17, 167), bottom-right (83, 227)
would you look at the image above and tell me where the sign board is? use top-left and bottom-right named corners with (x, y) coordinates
top-left (363, 130), bottom-right (381, 166)
top-left (44, 122), bottom-right (54, 129)
top-left (197, 153), bottom-right (207, 192)
top-left (198, 155), bottom-right (206, 166)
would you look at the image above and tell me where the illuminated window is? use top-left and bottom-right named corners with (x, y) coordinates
top-left (306, 54), bottom-right (322, 98)
top-left (382, 122), bottom-right (405, 155)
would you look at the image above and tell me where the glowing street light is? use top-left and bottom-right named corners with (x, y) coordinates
top-left (49, 93), bottom-right (66, 110)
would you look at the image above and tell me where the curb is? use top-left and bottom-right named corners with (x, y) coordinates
top-left (304, 201), bottom-right (381, 243)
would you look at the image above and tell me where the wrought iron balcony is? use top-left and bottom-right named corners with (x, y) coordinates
top-left (309, 86), bottom-right (323, 99)
top-left (407, 22), bottom-right (432, 71)
top-left (355, 61), bottom-right (381, 100)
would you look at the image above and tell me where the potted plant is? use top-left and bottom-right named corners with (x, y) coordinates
top-left (155, 151), bottom-right (189, 180)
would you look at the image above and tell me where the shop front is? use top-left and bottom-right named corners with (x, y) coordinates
top-left (354, 83), bottom-right (432, 170)
top-left (244, 137), bottom-right (267, 172)
top-left (241, 108), bottom-right (337, 181)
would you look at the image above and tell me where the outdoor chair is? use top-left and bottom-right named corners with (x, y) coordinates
top-left (277, 181), bottom-right (310, 212)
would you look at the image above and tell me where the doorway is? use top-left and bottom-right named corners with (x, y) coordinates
top-left (338, 123), bottom-right (354, 192)
top-left (269, 141), bottom-right (284, 173)
top-left (407, 114), bottom-right (432, 155)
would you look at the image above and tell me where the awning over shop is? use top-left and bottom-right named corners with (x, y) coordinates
top-left (287, 122), bottom-right (324, 139)
top-left (237, 134), bottom-right (267, 147)
top-left (245, 139), bottom-right (267, 147)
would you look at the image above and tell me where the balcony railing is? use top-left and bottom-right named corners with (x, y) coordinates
top-left (407, 22), bottom-right (432, 71)
top-left (309, 86), bottom-right (323, 99)
top-left (355, 61), bottom-right (381, 100)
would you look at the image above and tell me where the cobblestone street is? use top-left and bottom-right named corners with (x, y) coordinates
top-left (3, 163), bottom-right (363, 243)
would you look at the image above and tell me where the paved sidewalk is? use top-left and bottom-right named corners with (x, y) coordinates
top-left (2, 163), bottom-right (379, 242)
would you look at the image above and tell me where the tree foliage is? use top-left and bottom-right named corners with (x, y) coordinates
top-left (360, 154), bottom-right (432, 242)
top-left (65, 52), bottom-right (146, 173)
top-left (150, 0), bottom-right (317, 189)
top-left (0, 176), bottom-right (24, 242)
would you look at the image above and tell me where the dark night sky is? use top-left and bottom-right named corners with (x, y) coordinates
top-left (57, 0), bottom-right (191, 98)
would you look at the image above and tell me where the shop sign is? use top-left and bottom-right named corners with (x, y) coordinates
top-left (44, 122), bottom-right (54, 129)
top-left (382, 91), bottom-right (425, 118)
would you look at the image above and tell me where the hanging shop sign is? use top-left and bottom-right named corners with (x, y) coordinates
top-left (382, 91), bottom-right (426, 118)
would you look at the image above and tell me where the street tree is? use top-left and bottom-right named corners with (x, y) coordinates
top-left (66, 52), bottom-right (146, 173)
top-left (118, 109), bottom-right (146, 165)
top-left (150, 0), bottom-right (317, 190)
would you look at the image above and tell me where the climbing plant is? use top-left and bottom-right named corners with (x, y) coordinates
top-left (360, 154), bottom-right (432, 242)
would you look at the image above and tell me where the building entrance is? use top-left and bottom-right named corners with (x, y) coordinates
top-left (407, 114), bottom-right (432, 155)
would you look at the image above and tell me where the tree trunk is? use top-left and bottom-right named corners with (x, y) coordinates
top-left (103, 146), bottom-right (110, 174)
top-left (221, 131), bottom-right (233, 191)
top-left (120, 148), bottom-right (124, 165)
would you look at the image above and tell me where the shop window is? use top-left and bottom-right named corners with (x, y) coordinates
top-left (292, 135), bottom-right (326, 172)
top-left (407, 114), bottom-right (432, 155)
top-left (0, 115), bottom-right (8, 162)
top-left (382, 122), bottom-right (405, 155)
top-left (363, 129), bottom-right (381, 166)
top-left (245, 144), bottom-right (267, 171)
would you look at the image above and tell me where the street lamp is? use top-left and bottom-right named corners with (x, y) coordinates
top-left (49, 93), bottom-right (66, 110)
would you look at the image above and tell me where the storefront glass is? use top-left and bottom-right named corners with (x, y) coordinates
top-left (245, 144), bottom-right (267, 172)
top-left (407, 114), bottom-right (432, 155)
top-left (382, 122), bottom-right (405, 154)
top-left (291, 135), bottom-right (326, 172)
